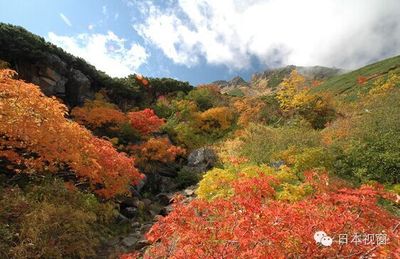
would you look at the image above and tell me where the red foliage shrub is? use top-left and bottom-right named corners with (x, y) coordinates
top-left (357, 76), bottom-right (368, 85)
top-left (143, 172), bottom-right (399, 258)
top-left (127, 108), bottom-right (165, 135)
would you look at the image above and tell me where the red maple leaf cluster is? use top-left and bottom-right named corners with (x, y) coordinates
top-left (128, 108), bottom-right (165, 135)
top-left (141, 172), bottom-right (399, 258)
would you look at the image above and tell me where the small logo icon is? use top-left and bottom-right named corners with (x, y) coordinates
top-left (314, 231), bottom-right (333, 247)
top-left (321, 236), bottom-right (333, 246)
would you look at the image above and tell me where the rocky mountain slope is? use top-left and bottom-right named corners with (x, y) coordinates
top-left (214, 65), bottom-right (344, 96)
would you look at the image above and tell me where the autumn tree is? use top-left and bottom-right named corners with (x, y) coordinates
top-left (0, 69), bottom-right (143, 198)
top-left (129, 137), bottom-right (185, 167)
top-left (71, 92), bottom-right (128, 132)
top-left (276, 70), bottom-right (306, 111)
top-left (127, 108), bottom-right (165, 135)
top-left (197, 107), bottom-right (234, 134)
top-left (233, 97), bottom-right (266, 126)
top-left (275, 70), bottom-right (336, 128)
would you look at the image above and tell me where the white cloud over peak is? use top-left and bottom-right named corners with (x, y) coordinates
top-left (59, 13), bottom-right (72, 27)
top-left (48, 31), bottom-right (149, 77)
top-left (134, 0), bottom-right (400, 70)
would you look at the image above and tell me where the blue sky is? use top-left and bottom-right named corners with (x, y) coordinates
top-left (1, 0), bottom-right (400, 86)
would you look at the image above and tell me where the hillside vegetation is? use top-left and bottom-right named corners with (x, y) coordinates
top-left (313, 55), bottom-right (400, 100)
top-left (0, 23), bottom-right (193, 108)
top-left (0, 25), bottom-right (399, 258)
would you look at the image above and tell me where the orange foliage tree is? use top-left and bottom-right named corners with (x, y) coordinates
top-left (127, 108), bottom-right (165, 135)
top-left (233, 97), bottom-right (266, 126)
top-left (142, 172), bottom-right (399, 258)
top-left (71, 92), bottom-right (127, 131)
top-left (0, 69), bottom-right (143, 198)
top-left (129, 137), bottom-right (185, 167)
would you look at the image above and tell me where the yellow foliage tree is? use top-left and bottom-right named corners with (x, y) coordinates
top-left (276, 70), bottom-right (306, 111)
top-left (197, 107), bottom-right (234, 133)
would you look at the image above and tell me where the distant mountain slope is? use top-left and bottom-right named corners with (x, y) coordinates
top-left (213, 65), bottom-right (343, 97)
top-left (312, 55), bottom-right (400, 100)
top-left (212, 76), bottom-right (250, 96)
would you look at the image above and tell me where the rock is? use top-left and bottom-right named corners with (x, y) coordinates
top-left (140, 223), bottom-right (153, 232)
top-left (43, 53), bottom-right (68, 74)
top-left (187, 147), bottom-right (217, 172)
top-left (159, 176), bottom-right (178, 193)
top-left (132, 231), bottom-right (142, 238)
top-left (157, 163), bottom-right (179, 177)
top-left (38, 76), bottom-right (57, 95)
top-left (121, 207), bottom-right (137, 218)
top-left (159, 205), bottom-right (173, 216)
top-left (116, 213), bottom-right (129, 224)
top-left (184, 188), bottom-right (195, 196)
top-left (121, 196), bottom-right (140, 208)
top-left (54, 78), bottom-right (67, 95)
top-left (121, 236), bottom-right (138, 247)
top-left (135, 239), bottom-right (150, 250)
top-left (40, 76), bottom-right (57, 87)
top-left (131, 221), bottom-right (141, 229)
top-left (156, 193), bottom-right (173, 206)
top-left (39, 67), bottom-right (62, 82)
top-left (65, 68), bottom-right (93, 105)
top-left (149, 203), bottom-right (163, 217)
top-left (134, 174), bottom-right (147, 193)
top-left (213, 76), bottom-right (249, 89)
top-left (270, 160), bottom-right (285, 169)
top-left (107, 237), bottom-right (120, 246)
top-left (153, 215), bottom-right (163, 221)
top-left (142, 198), bottom-right (152, 207)
top-left (145, 173), bottom-right (178, 193)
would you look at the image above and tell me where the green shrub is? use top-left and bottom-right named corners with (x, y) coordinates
top-left (293, 147), bottom-right (334, 173)
top-left (186, 85), bottom-right (226, 111)
top-left (238, 124), bottom-right (320, 164)
top-left (175, 167), bottom-right (202, 189)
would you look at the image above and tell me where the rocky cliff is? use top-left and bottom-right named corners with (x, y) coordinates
top-left (0, 23), bottom-right (135, 108)
top-left (12, 53), bottom-right (94, 106)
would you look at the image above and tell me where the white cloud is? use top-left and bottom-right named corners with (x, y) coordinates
top-left (88, 24), bottom-right (94, 30)
top-left (59, 13), bottom-right (72, 27)
top-left (135, 0), bottom-right (400, 70)
top-left (47, 31), bottom-right (149, 77)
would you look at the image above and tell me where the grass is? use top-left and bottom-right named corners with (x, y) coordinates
top-left (312, 55), bottom-right (400, 101)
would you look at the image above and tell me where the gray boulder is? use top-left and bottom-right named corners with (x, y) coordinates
top-left (187, 147), bottom-right (217, 173)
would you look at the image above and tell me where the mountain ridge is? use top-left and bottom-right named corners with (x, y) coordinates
top-left (212, 65), bottom-right (344, 96)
